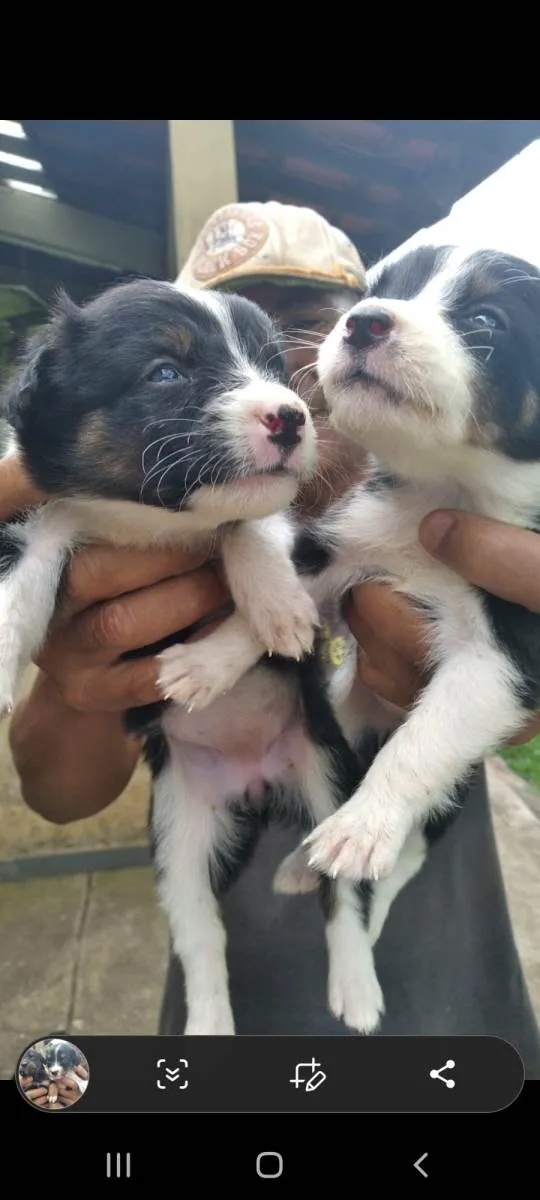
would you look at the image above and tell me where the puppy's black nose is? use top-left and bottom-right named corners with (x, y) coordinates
top-left (344, 306), bottom-right (394, 350)
top-left (263, 404), bottom-right (306, 451)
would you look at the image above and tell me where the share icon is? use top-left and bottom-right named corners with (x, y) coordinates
top-left (429, 1059), bottom-right (456, 1088)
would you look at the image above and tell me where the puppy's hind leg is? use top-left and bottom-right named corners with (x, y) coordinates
top-left (295, 738), bottom-right (384, 1035)
top-left (368, 827), bottom-right (427, 948)
top-left (324, 877), bottom-right (384, 1035)
top-left (152, 746), bottom-right (259, 1035)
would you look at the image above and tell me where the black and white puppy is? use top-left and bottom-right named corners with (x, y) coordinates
top-left (287, 244), bottom-right (540, 886)
top-left (42, 1039), bottom-right (88, 1094)
top-left (0, 280), bottom-right (383, 1036)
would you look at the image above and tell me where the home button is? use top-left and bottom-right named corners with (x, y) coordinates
top-left (256, 1152), bottom-right (284, 1179)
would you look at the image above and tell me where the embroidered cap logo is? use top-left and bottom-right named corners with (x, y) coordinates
top-left (191, 205), bottom-right (270, 282)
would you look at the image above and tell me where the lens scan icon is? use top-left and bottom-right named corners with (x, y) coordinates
top-left (17, 1036), bottom-right (90, 1110)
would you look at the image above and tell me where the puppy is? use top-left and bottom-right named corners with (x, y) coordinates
top-left (42, 1039), bottom-right (88, 1095)
top-left (19, 1047), bottom-right (49, 1090)
top-left (0, 279), bottom-right (384, 1036)
top-left (19, 1046), bottom-right (61, 1105)
top-left (285, 244), bottom-right (540, 890)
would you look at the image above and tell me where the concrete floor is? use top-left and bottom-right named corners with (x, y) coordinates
top-left (1, 755), bottom-right (539, 1078)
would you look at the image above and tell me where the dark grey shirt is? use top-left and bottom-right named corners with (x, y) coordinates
top-left (159, 605), bottom-right (540, 1079)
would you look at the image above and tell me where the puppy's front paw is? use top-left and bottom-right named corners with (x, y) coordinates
top-left (273, 846), bottom-right (320, 895)
top-left (305, 801), bottom-right (410, 883)
top-left (250, 587), bottom-right (318, 660)
top-left (158, 643), bottom-right (240, 711)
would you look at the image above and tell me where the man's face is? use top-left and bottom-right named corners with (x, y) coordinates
top-left (238, 283), bottom-right (354, 414)
top-left (236, 281), bottom-right (368, 515)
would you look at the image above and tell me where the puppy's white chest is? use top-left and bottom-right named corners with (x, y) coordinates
top-left (323, 484), bottom-right (455, 596)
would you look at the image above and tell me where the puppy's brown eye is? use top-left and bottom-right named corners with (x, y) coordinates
top-left (149, 364), bottom-right (185, 383)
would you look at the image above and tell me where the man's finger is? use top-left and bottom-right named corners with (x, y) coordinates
top-left (419, 510), bottom-right (540, 612)
top-left (63, 656), bottom-right (164, 711)
top-left (63, 543), bottom-right (216, 615)
top-left (347, 583), bottom-right (431, 666)
top-left (356, 638), bottom-right (424, 709)
top-left (507, 710), bottom-right (540, 746)
top-left (0, 454), bottom-right (45, 520)
top-left (65, 568), bottom-right (232, 657)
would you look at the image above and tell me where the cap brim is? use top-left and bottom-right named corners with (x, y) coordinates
top-left (187, 263), bottom-right (365, 294)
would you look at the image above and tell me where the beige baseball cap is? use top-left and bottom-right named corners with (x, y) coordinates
top-left (176, 200), bottom-right (366, 293)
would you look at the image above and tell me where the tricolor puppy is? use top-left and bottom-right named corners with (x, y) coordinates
top-left (19, 1047), bottom-right (49, 1089)
top-left (0, 279), bottom-right (383, 1036)
top-left (289, 244), bottom-right (540, 887)
top-left (18, 1046), bottom-right (60, 1105)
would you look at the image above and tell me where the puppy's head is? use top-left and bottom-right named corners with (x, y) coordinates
top-left (317, 245), bottom-right (540, 462)
top-left (4, 280), bottom-right (317, 522)
top-left (19, 1048), bottom-right (46, 1085)
top-left (43, 1039), bottom-right (80, 1079)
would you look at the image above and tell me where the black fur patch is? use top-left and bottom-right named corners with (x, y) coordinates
top-left (424, 779), bottom-right (470, 845)
top-left (209, 801), bottom-right (262, 895)
top-left (444, 251), bottom-right (540, 463)
top-left (481, 589), bottom-right (540, 711)
top-left (143, 730), bottom-right (170, 776)
top-left (0, 521), bottom-right (23, 579)
top-left (363, 467), bottom-right (403, 493)
top-left (319, 876), bottom-right (337, 920)
top-left (369, 245), bottom-right (453, 301)
top-left (297, 642), bottom-right (374, 926)
top-left (319, 875), bottom-right (372, 926)
top-left (293, 527), bottom-right (333, 575)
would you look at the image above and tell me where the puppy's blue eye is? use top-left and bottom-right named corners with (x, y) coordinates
top-left (469, 309), bottom-right (507, 331)
top-left (149, 364), bottom-right (184, 383)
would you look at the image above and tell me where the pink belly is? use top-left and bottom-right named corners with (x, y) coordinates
top-left (162, 665), bottom-right (308, 804)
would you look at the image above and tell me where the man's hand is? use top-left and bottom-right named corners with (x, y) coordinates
top-left (346, 510), bottom-right (540, 746)
top-left (344, 584), bottom-right (426, 711)
top-left (419, 510), bottom-right (540, 611)
top-left (0, 452), bottom-right (44, 519)
top-left (2, 450), bottom-right (235, 820)
top-left (0, 454), bottom-right (231, 715)
top-left (21, 1084), bottom-right (49, 1106)
top-left (55, 1076), bottom-right (85, 1106)
top-left (37, 543), bottom-right (233, 713)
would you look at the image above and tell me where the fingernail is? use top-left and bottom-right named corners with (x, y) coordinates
top-left (419, 511), bottom-right (458, 557)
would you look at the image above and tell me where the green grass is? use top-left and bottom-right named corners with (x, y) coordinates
top-left (499, 734), bottom-right (540, 790)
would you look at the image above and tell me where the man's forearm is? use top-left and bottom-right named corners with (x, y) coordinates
top-left (9, 672), bottom-right (140, 823)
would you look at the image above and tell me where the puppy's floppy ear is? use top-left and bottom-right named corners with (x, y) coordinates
top-left (1, 327), bottom-right (54, 432)
top-left (1, 289), bottom-right (83, 433)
